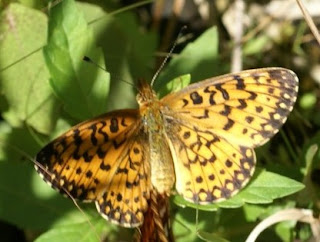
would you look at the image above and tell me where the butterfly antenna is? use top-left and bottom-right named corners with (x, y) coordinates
top-left (83, 56), bottom-right (137, 90)
top-left (150, 26), bottom-right (187, 87)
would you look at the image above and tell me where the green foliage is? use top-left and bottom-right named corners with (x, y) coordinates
top-left (0, 3), bottom-right (56, 134)
top-left (174, 169), bottom-right (304, 211)
top-left (0, 0), bottom-right (316, 242)
top-left (35, 217), bottom-right (119, 242)
top-left (44, 0), bottom-right (110, 120)
top-left (155, 26), bottom-right (222, 91)
top-left (157, 74), bottom-right (191, 98)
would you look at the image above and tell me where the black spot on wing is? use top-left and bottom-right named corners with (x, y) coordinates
top-left (234, 75), bottom-right (246, 89)
top-left (110, 118), bottom-right (119, 133)
top-left (204, 86), bottom-right (217, 105)
top-left (223, 119), bottom-right (234, 130)
top-left (216, 84), bottom-right (229, 100)
top-left (190, 91), bottom-right (203, 104)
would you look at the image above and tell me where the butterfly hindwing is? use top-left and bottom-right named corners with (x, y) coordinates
top-left (96, 135), bottom-right (151, 227)
top-left (166, 122), bottom-right (256, 203)
top-left (35, 109), bottom-right (150, 226)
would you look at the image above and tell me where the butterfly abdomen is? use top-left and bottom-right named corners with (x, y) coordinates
top-left (140, 104), bottom-right (176, 195)
top-left (149, 130), bottom-right (175, 195)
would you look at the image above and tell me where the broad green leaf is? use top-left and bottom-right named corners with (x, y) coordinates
top-left (212, 169), bottom-right (303, 207)
top-left (35, 218), bottom-right (113, 242)
top-left (0, 3), bottom-right (58, 134)
top-left (174, 169), bottom-right (304, 211)
top-left (86, 7), bottom-right (157, 111)
top-left (44, 0), bottom-right (110, 120)
top-left (0, 121), bottom-right (80, 230)
top-left (157, 74), bottom-right (191, 98)
top-left (274, 220), bottom-right (295, 242)
top-left (0, 121), bottom-right (39, 162)
top-left (243, 200), bottom-right (297, 222)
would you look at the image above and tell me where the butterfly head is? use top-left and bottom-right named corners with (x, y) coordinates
top-left (136, 79), bottom-right (157, 105)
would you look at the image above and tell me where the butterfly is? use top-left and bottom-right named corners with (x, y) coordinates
top-left (35, 67), bottom-right (298, 228)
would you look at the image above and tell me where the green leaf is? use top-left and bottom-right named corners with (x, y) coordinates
top-left (0, 3), bottom-right (58, 134)
top-left (0, 121), bottom-right (81, 230)
top-left (274, 220), bottom-right (295, 242)
top-left (174, 169), bottom-right (304, 210)
top-left (297, 132), bottom-right (320, 206)
top-left (33, 207), bottom-right (132, 242)
top-left (299, 92), bottom-right (317, 109)
top-left (35, 218), bottom-right (110, 242)
top-left (155, 26), bottom-right (223, 93)
top-left (44, 0), bottom-right (110, 120)
top-left (243, 35), bottom-right (270, 55)
top-left (197, 230), bottom-right (230, 242)
top-left (86, 8), bottom-right (157, 111)
top-left (157, 74), bottom-right (191, 98)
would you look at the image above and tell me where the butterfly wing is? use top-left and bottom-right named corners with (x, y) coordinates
top-left (161, 68), bottom-right (298, 203)
top-left (35, 110), bottom-right (150, 227)
top-left (166, 124), bottom-right (256, 203)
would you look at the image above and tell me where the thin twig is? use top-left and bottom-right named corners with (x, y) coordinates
top-left (159, 0), bottom-right (185, 57)
top-left (152, 0), bottom-right (165, 30)
top-left (296, 0), bottom-right (320, 46)
top-left (246, 209), bottom-right (320, 242)
top-left (231, 0), bottom-right (245, 72)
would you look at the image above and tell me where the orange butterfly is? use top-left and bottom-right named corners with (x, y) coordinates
top-left (35, 67), bottom-right (298, 227)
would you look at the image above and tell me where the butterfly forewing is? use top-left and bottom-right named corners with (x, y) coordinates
top-left (161, 68), bottom-right (298, 203)
top-left (35, 109), bottom-right (150, 227)
top-left (162, 68), bottom-right (298, 147)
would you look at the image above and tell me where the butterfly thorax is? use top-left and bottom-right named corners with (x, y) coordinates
top-left (137, 81), bottom-right (176, 195)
